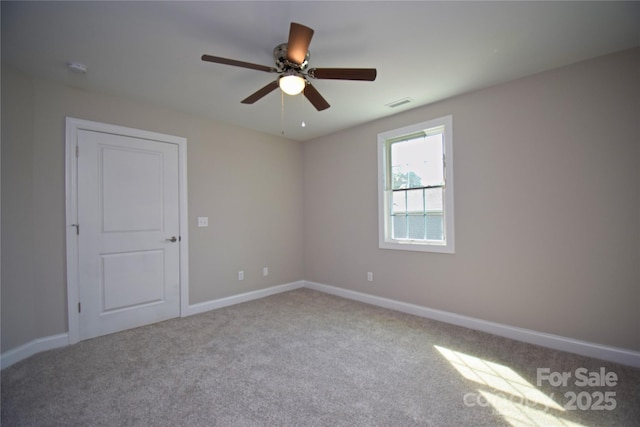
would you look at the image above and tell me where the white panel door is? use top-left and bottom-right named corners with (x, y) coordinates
top-left (77, 129), bottom-right (180, 340)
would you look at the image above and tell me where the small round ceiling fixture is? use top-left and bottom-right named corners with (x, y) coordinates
top-left (67, 61), bottom-right (88, 74)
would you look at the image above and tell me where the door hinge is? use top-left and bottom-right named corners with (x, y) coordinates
top-left (76, 145), bottom-right (79, 158)
top-left (78, 302), bottom-right (81, 313)
top-left (71, 224), bottom-right (80, 235)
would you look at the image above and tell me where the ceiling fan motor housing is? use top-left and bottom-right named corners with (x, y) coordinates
top-left (274, 43), bottom-right (309, 71)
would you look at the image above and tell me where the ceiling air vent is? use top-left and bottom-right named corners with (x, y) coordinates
top-left (385, 97), bottom-right (413, 108)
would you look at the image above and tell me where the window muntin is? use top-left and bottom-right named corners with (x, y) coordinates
top-left (378, 116), bottom-right (454, 253)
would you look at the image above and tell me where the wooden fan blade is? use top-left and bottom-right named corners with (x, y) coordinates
top-left (241, 81), bottom-right (279, 104)
top-left (287, 22), bottom-right (314, 65)
top-left (303, 83), bottom-right (330, 111)
top-left (202, 54), bottom-right (277, 73)
top-left (309, 68), bottom-right (377, 81)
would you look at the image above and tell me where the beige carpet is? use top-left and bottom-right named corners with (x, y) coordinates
top-left (2, 288), bottom-right (639, 426)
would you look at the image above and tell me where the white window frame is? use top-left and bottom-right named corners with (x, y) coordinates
top-left (377, 115), bottom-right (454, 254)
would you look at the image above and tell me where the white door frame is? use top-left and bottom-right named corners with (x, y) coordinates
top-left (65, 117), bottom-right (189, 345)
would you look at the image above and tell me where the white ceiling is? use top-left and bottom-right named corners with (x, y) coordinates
top-left (2, 1), bottom-right (639, 141)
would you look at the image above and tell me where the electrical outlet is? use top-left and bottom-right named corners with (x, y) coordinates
top-left (263, 267), bottom-right (269, 277)
top-left (197, 217), bottom-right (208, 227)
top-left (367, 272), bottom-right (373, 282)
top-left (238, 271), bottom-right (244, 281)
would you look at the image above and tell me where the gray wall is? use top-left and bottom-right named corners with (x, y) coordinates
top-left (303, 48), bottom-right (640, 351)
top-left (1, 66), bottom-right (39, 351)
top-left (1, 66), bottom-right (304, 352)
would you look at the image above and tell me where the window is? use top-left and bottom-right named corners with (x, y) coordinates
top-left (378, 115), bottom-right (454, 253)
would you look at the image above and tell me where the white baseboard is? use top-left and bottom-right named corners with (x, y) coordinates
top-left (1, 333), bottom-right (70, 370)
top-left (4, 281), bottom-right (638, 370)
top-left (304, 281), bottom-right (640, 369)
top-left (184, 280), bottom-right (305, 317)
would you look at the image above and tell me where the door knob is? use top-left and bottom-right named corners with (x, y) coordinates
top-left (166, 236), bottom-right (177, 243)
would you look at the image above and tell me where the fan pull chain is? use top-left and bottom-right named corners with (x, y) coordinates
top-left (300, 90), bottom-right (306, 128)
top-left (281, 90), bottom-right (285, 135)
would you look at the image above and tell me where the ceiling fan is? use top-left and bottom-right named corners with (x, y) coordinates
top-left (201, 22), bottom-right (377, 111)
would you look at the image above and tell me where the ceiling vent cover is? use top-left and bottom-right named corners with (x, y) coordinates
top-left (385, 97), bottom-right (413, 108)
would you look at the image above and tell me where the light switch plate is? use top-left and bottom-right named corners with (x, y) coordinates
top-left (197, 217), bottom-right (208, 227)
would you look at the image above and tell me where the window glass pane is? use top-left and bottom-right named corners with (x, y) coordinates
top-left (426, 213), bottom-right (444, 241)
top-left (407, 215), bottom-right (426, 240)
top-left (406, 189), bottom-right (424, 212)
top-left (425, 187), bottom-right (443, 212)
top-left (423, 133), bottom-right (444, 187)
top-left (392, 191), bottom-right (406, 214)
top-left (392, 215), bottom-right (407, 239)
top-left (390, 132), bottom-right (444, 190)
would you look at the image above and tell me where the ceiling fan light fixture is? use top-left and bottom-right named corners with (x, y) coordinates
top-left (279, 74), bottom-right (306, 95)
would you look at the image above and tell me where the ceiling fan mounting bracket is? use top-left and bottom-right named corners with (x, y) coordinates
top-left (274, 43), bottom-right (309, 71)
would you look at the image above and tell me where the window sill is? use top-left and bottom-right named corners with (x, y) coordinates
top-left (379, 240), bottom-right (455, 254)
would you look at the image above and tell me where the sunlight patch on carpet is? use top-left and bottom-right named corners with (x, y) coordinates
top-left (435, 345), bottom-right (586, 427)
